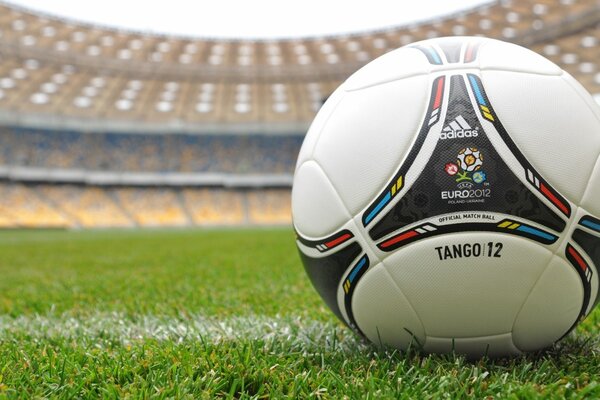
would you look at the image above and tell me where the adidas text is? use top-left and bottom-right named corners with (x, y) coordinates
top-left (440, 129), bottom-right (478, 139)
top-left (440, 115), bottom-right (479, 140)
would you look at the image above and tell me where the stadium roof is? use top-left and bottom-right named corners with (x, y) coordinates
top-left (0, 0), bottom-right (598, 131)
top-left (6, 0), bottom-right (490, 39)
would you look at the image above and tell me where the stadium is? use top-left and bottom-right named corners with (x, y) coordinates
top-left (0, 0), bottom-right (598, 397)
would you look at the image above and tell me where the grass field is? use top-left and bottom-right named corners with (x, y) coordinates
top-left (0, 229), bottom-right (598, 398)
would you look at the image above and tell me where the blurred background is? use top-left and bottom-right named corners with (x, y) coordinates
top-left (0, 0), bottom-right (597, 229)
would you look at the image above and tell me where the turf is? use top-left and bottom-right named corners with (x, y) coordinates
top-left (0, 229), bottom-right (598, 398)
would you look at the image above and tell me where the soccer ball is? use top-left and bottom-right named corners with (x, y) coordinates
top-left (292, 37), bottom-right (600, 357)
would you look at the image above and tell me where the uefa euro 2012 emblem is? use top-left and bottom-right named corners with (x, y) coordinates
top-left (444, 147), bottom-right (487, 185)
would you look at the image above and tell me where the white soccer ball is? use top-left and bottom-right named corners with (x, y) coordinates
top-left (292, 37), bottom-right (600, 357)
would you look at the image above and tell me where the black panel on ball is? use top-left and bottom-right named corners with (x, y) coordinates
top-left (298, 242), bottom-right (362, 322)
top-left (369, 74), bottom-right (566, 241)
top-left (572, 228), bottom-right (600, 310)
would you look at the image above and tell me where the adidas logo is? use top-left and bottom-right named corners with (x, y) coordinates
top-left (440, 115), bottom-right (479, 140)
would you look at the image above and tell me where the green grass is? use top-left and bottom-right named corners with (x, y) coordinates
top-left (0, 229), bottom-right (598, 398)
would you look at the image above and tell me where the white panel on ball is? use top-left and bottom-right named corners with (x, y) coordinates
top-left (381, 233), bottom-right (552, 338)
top-left (313, 76), bottom-right (430, 216)
top-left (295, 88), bottom-right (346, 169)
top-left (344, 47), bottom-right (432, 91)
top-left (424, 333), bottom-right (521, 358)
top-left (478, 39), bottom-right (562, 75)
top-left (480, 70), bottom-right (600, 203)
top-left (512, 255), bottom-right (584, 351)
top-left (291, 160), bottom-right (351, 238)
top-left (352, 263), bottom-right (425, 349)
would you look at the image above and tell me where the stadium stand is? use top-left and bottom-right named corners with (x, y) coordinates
top-left (181, 188), bottom-right (246, 225)
top-left (112, 187), bottom-right (189, 227)
top-left (0, 181), bottom-right (290, 228)
top-left (247, 189), bottom-right (293, 225)
top-left (38, 184), bottom-right (133, 227)
top-left (0, 127), bottom-right (302, 173)
top-left (0, 182), bottom-right (69, 227)
top-left (0, 0), bottom-right (598, 227)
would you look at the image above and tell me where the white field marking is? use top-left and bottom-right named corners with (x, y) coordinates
top-left (0, 313), bottom-right (365, 350)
